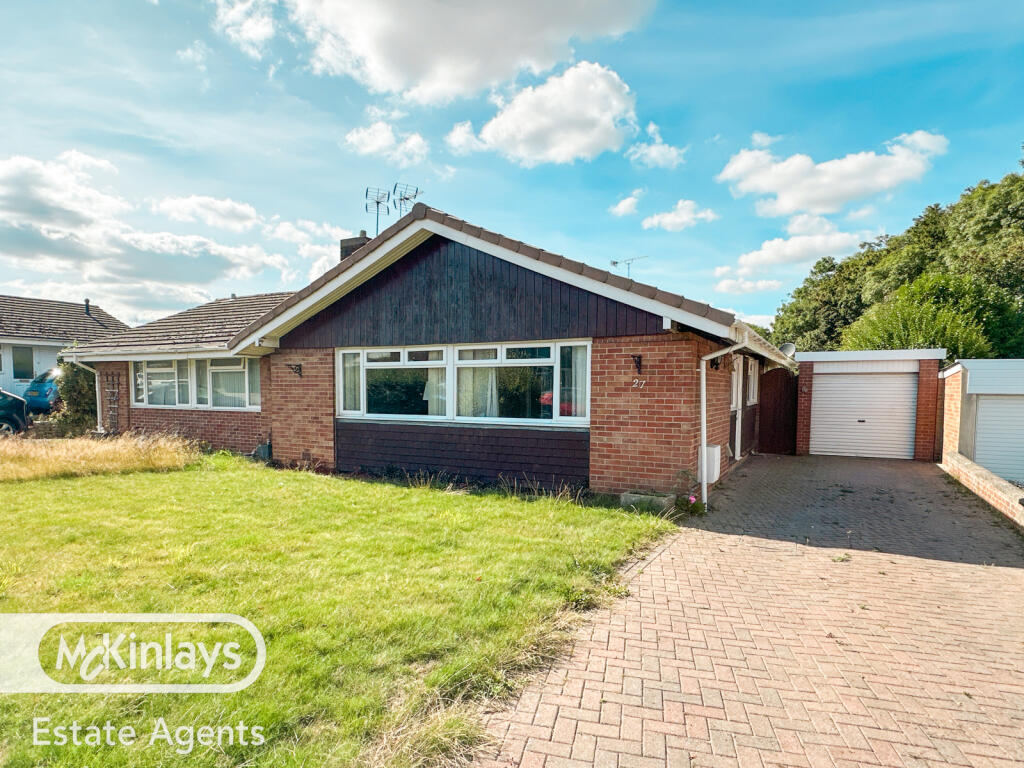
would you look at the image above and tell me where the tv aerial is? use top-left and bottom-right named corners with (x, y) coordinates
top-left (365, 187), bottom-right (391, 235)
top-left (392, 183), bottom-right (422, 215)
top-left (610, 254), bottom-right (649, 278)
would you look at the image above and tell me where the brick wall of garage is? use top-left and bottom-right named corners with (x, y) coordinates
top-left (795, 361), bottom-right (813, 455)
top-left (94, 359), bottom-right (270, 454)
top-left (264, 348), bottom-right (335, 469)
top-left (588, 332), bottom-right (733, 494)
top-left (941, 368), bottom-right (962, 458)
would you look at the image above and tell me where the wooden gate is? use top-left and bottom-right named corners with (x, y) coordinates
top-left (758, 367), bottom-right (797, 454)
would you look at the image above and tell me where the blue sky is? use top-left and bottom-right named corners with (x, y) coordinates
top-left (2, 0), bottom-right (1023, 326)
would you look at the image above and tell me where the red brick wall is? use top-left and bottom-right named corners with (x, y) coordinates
top-left (795, 361), bottom-right (813, 455)
top-left (914, 358), bottom-right (940, 461)
top-left (265, 348), bottom-right (335, 468)
top-left (941, 368), bottom-right (962, 459)
top-left (588, 332), bottom-right (732, 494)
top-left (93, 359), bottom-right (269, 454)
top-left (130, 407), bottom-right (267, 453)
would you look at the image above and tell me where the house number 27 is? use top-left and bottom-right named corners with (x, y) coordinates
top-left (632, 378), bottom-right (647, 389)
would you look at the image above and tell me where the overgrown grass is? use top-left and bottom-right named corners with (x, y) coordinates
top-left (0, 434), bottom-right (198, 481)
top-left (0, 454), bottom-right (673, 767)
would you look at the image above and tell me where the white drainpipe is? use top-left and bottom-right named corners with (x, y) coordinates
top-left (69, 358), bottom-right (103, 433)
top-left (699, 333), bottom-right (748, 507)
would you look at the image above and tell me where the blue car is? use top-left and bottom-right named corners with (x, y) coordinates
top-left (23, 368), bottom-right (61, 414)
top-left (0, 389), bottom-right (28, 434)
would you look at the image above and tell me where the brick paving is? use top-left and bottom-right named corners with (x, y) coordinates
top-left (481, 455), bottom-right (1024, 768)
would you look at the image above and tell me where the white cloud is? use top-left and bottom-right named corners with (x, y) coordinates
top-left (733, 216), bottom-right (864, 276)
top-left (283, 0), bottom-right (651, 104)
top-left (212, 0), bottom-right (276, 60)
top-left (344, 120), bottom-right (429, 167)
top-left (152, 195), bottom-right (261, 232)
top-left (455, 62), bottom-right (636, 167)
top-left (739, 313), bottom-right (775, 328)
top-left (641, 199), bottom-right (718, 232)
top-left (750, 131), bottom-right (781, 148)
top-left (625, 123), bottom-right (686, 169)
top-left (177, 40), bottom-right (210, 73)
top-left (264, 218), bottom-right (350, 244)
top-left (713, 265), bottom-right (732, 277)
top-left (609, 188), bottom-right (644, 217)
top-left (846, 205), bottom-right (876, 221)
top-left (717, 130), bottom-right (948, 216)
top-left (445, 121), bottom-right (487, 155)
top-left (714, 277), bottom-right (783, 294)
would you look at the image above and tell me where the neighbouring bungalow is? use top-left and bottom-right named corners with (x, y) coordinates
top-left (66, 204), bottom-right (795, 499)
top-left (0, 295), bottom-right (128, 396)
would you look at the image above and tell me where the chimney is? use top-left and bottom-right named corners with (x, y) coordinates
top-left (84, 298), bottom-right (91, 316)
top-left (339, 230), bottom-right (370, 261)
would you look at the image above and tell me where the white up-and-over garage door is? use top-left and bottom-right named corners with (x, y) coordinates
top-left (809, 362), bottom-right (919, 459)
top-left (974, 396), bottom-right (1024, 483)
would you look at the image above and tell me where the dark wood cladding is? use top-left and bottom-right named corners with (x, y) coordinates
top-left (335, 420), bottom-right (590, 488)
top-left (282, 236), bottom-right (664, 348)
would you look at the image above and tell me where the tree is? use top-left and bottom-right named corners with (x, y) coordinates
top-left (50, 359), bottom-right (97, 435)
top-left (839, 296), bottom-right (992, 361)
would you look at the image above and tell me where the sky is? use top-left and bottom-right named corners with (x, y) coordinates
top-left (1, 1), bottom-right (1023, 328)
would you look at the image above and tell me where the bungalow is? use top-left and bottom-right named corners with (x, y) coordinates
top-left (66, 205), bottom-right (794, 498)
top-left (0, 295), bottom-right (128, 395)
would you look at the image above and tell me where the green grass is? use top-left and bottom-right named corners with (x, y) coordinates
top-left (0, 454), bottom-right (673, 767)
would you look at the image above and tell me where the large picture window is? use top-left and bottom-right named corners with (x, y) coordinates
top-left (337, 341), bottom-right (590, 425)
top-left (131, 358), bottom-right (260, 410)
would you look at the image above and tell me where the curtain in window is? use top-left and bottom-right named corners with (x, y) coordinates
top-left (457, 367), bottom-right (498, 417)
top-left (423, 368), bottom-right (446, 415)
top-left (559, 345), bottom-right (587, 417)
top-left (341, 352), bottom-right (360, 411)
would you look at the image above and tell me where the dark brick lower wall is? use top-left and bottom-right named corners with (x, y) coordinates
top-left (131, 407), bottom-right (268, 454)
top-left (335, 420), bottom-right (590, 487)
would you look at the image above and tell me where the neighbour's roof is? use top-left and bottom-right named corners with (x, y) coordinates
top-left (943, 358), bottom-right (1024, 395)
top-left (68, 292), bottom-right (293, 355)
top-left (0, 294), bottom-right (128, 343)
top-left (228, 203), bottom-right (736, 350)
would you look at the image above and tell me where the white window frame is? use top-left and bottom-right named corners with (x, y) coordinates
top-left (746, 358), bottom-right (759, 405)
top-left (336, 340), bottom-right (591, 426)
top-left (130, 358), bottom-right (261, 411)
top-left (730, 355), bottom-right (743, 411)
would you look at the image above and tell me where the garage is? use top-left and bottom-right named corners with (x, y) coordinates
top-left (942, 359), bottom-right (1024, 484)
top-left (795, 349), bottom-right (946, 461)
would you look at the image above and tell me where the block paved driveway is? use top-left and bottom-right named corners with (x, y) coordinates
top-left (481, 455), bottom-right (1024, 768)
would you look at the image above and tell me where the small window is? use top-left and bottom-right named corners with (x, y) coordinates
top-left (730, 357), bottom-right (743, 410)
top-left (177, 360), bottom-right (190, 404)
top-left (456, 366), bottom-right (553, 419)
top-left (12, 346), bottom-right (33, 379)
top-left (559, 345), bottom-right (588, 418)
top-left (366, 368), bottom-right (445, 416)
top-left (211, 368), bottom-right (246, 408)
top-left (195, 360), bottom-right (208, 405)
top-left (247, 359), bottom-right (261, 407)
top-left (407, 349), bottom-right (443, 362)
top-left (341, 352), bottom-right (361, 411)
top-left (458, 347), bottom-right (497, 361)
top-left (746, 358), bottom-right (759, 405)
top-left (146, 367), bottom-right (177, 405)
top-left (209, 358), bottom-right (242, 368)
top-left (132, 361), bottom-right (145, 403)
top-left (505, 346), bottom-right (551, 361)
top-left (366, 350), bottom-right (401, 363)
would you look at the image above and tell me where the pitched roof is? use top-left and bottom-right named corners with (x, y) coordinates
top-left (229, 203), bottom-right (735, 349)
top-left (0, 295), bottom-right (128, 343)
top-left (69, 292), bottom-right (293, 355)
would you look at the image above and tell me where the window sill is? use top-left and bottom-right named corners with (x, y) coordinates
top-left (336, 416), bottom-right (589, 431)
top-left (130, 403), bottom-right (261, 413)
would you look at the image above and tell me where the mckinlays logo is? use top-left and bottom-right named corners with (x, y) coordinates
top-left (0, 613), bottom-right (265, 694)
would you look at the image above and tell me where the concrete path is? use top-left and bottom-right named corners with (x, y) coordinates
top-left (481, 455), bottom-right (1024, 768)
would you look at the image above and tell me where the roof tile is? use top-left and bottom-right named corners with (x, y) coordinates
top-left (0, 295), bottom-right (128, 343)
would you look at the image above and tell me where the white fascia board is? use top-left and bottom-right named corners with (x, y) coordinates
top-left (0, 337), bottom-right (70, 347)
top-left (731, 322), bottom-right (796, 369)
top-left (795, 348), bottom-right (946, 362)
top-left (938, 363), bottom-right (963, 379)
top-left (230, 220), bottom-right (734, 353)
top-left (64, 348), bottom-right (243, 363)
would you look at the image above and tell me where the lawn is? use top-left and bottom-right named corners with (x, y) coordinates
top-left (0, 454), bottom-right (673, 768)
